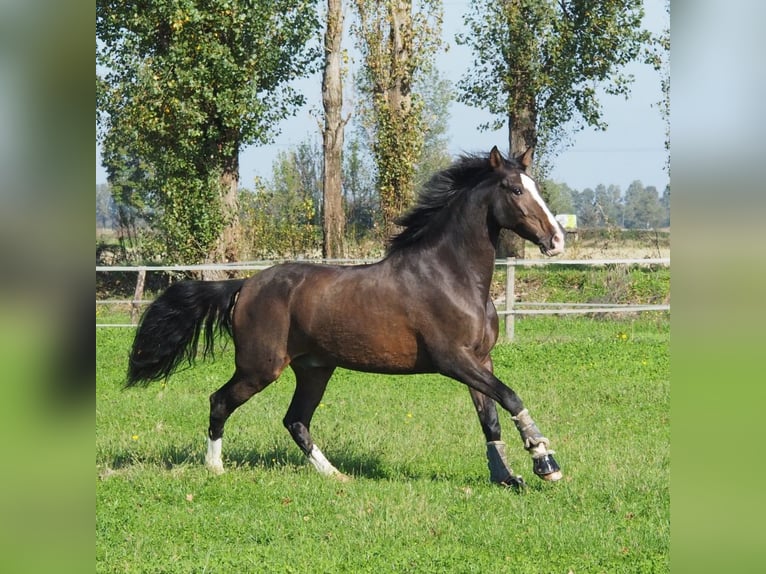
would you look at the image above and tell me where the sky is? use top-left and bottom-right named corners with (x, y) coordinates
top-left (96, 0), bottom-right (669, 194)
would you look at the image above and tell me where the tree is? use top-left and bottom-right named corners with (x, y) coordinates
top-left (239, 146), bottom-right (322, 258)
top-left (103, 151), bottom-right (155, 258)
top-left (571, 187), bottom-right (599, 228)
top-left (623, 180), bottom-right (663, 229)
top-left (594, 183), bottom-right (623, 228)
top-left (412, 66), bottom-right (453, 193)
top-left (352, 0), bottom-right (443, 235)
top-left (97, 0), bottom-right (320, 264)
top-left (457, 0), bottom-right (651, 173)
top-left (540, 180), bottom-right (574, 216)
top-left (344, 63), bottom-right (451, 239)
top-left (659, 184), bottom-right (670, 227)
top-left (342, 135), bottom-right (378, 242)
top-left (321, 0), bottom-right (348, 258)
top-left (645, 0), bottom-right (670, 173)
top-left (96, 183), bottom-right (116, 230)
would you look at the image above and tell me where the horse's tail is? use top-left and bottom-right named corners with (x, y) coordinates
top-left (126, 279), bottom-right (245, 387)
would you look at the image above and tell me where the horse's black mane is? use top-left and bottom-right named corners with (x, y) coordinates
top-left (386, 151), bottom-right (522, 254)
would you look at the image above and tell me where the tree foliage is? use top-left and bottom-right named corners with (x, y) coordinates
top-left (594, 183), bottom-right (624, 227)
top-left (412, 66), bottom-right (453, 192)
top-left (644, 0), bottom-right (670, 172)
top-left (623, 180), bottom-right (664, 229)
top-left (342, 136), bottom-right (379, 243)
top-left (97, 0), bottom-right (320, 263)
top-left (539, 179), bottom-right (574, 216)
top-left (456, 0), bottom-right (651, 172)
top-left (342, 63), bottom-right (451, 244)
top-left (239, 143), bottom-right (322, 258)
top-left (566, 179), bottom-right (668, 230)
top-left (352, 0), bottom-right (444, 234)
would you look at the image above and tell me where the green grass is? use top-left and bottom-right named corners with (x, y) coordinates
top-left (97, 315), bottom-right (669, 573)
top-left (490, 265), bottom-right (670, 305)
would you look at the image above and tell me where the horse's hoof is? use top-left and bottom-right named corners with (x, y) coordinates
top-left (333, 471), bottom-right (352, 483)
top-left (533, 454), bottom-right (562, 481)
top-left (206, 463), bottom-right (225, 475)
top-left (540, 469), bottom-right (563, 481)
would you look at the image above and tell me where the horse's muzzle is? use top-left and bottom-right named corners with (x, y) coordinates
top-left (539, 232), bottom-right (565, 257)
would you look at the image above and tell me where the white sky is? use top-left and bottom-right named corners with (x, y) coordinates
top-left (96, 0), bottom-right (669, 193)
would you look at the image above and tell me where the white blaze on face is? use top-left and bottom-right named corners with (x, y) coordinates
top-left (520, 173), bottom-right (559, 231)
top-left (520, 173), bottom-right (565, 254)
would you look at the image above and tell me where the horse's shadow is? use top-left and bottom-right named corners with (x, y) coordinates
top-left (105, 444), bottom-right (204, 471)
top-left (225, 446), bottom-right (392, 480)
top-left (102, 446), bottom-right (542, 490)
top-left (104, 444), bottom-right (392, 481)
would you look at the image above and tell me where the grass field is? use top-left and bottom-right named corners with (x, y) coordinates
top-left (97, 314), bottom-right (669, 573)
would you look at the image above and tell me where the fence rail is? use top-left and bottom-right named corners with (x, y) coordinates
top-left (499, 257), bottom-right (669, 339)
top-left (96, 257), bottom-right (670, 336)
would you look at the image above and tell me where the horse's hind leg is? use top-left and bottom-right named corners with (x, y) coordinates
top-left (469, 386), bottom-right (525, 488)
top-left (206, 369), bottom-right (278, 474)
top-left (284, 364), bottom-right (349, 481)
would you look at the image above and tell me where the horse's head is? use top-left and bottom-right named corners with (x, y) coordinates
top-left (487, 146), bottom-right (565, 256)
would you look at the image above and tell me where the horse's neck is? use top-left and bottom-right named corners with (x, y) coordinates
top-left (384, 192), bottom-right (500, 300)
top-left (434, 200), bottom-right (499, 300)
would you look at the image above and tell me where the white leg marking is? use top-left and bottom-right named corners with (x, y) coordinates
top-left (205, 437), bottom-right (224, 474)
top-left (308, 445), bottom-right (342, 477)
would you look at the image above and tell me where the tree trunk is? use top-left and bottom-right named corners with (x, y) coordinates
top-left (509, 107), bottom-right (537, 159)
top-left (505, 106), bottom-right (538, 259)
top-left (387, 1), bottom-right (412, 116)
top-left (322, 0), bottom-right (346, 259)
top-left (203, 157), bottom-right (240, 280)
top-left (219, 165), bottom-right (240, 262)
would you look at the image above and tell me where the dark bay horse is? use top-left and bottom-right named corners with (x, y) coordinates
top-left (127, 146), bottom-right (565, 487)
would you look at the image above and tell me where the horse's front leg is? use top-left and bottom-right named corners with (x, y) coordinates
top-left (511, 407), bottom-right (562, 481)
top-left (446, 353), bottom-right (562, 482)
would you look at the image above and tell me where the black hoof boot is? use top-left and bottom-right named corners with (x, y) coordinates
top-left (486, 441), bottom-right (525, 489)
top-left (499, 474), bottom-right (526, 489)
top-left (533, 454), bottom-right (562, 481)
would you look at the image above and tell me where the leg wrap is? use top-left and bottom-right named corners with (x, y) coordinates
top-left (512, 409), bottom-right (562, 481)
top-left (512, 409), bottom-right (553, 456)
top-left (486, 441), bottom-right (525, 488)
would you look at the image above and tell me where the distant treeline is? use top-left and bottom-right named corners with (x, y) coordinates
top-left (97, 165), bottom-right (670, 263)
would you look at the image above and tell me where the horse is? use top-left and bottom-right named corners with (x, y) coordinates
top-left (126, 146), bottom-right (565, 487)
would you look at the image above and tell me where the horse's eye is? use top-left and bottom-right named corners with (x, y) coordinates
top-left (510, 186), bottom-right (523, 196)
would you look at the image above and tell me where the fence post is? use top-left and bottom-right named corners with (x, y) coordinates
top-left (505, 257), bottom-right (516, 341)
top-left (131, 268), bottom-right (146, 324)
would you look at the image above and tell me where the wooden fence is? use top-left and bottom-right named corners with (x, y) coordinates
top-left (96, 257), bottom-right (670, 338)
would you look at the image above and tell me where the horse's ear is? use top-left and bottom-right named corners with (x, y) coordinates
top-left (519, 146), bottom-right (534, 170)
top-left (489, 146), bottom-right (503, 169)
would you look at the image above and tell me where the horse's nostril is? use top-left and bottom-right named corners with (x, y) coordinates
top-left (544, 232), bottom-right (565, 256)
